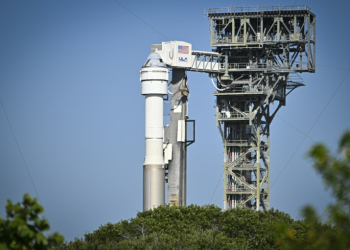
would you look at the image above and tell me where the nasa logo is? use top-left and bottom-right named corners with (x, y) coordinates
top-left (179, 57), bottom-right (188, 62)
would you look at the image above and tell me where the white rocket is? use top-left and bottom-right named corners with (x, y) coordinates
top-left (140, 52), bottom-right (168, 210)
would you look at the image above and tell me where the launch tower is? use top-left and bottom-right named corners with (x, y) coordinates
top-left (206, 5), bottom-right (316, 210)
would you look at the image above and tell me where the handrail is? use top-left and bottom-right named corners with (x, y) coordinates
top-left (206, 5), bottom-right (311, 15)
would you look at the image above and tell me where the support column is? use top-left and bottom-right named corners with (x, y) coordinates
top-left (211, 19), bottom-right (214, 46)
top-left (243, 19), bottom-right (247, 45)
top-left (277, 18), bottom-right (280, 41)
top-left (293, 16), bottom-right (297, 40)
top-left (266, 106), bottom-right (270, 210)
top-left (223, 140), bottom-right (227, 211)
top-left (168, 69), bottom-right (187, 206)
top-left (256, 125), bottom-right (261, 211)
top-left (232, 18), bottom-right (235, 43)
top-left (260, 17), bottom-right (263, 44)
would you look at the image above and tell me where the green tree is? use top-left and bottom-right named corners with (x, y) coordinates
top-left (277, 130), bottom-right (350, 249)
top-left (0, 193), bottom-right (64, 250)
top-left (58, 205), bottom-right (306, 250)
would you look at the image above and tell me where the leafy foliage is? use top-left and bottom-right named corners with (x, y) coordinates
top-left (0, 193), bottom-right (64, 250)
top-left (276, 130), bottom-right (350, 249)
top-left (58, 205), bottom-right (306, 250)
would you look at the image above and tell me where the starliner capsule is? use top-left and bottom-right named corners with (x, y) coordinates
top-left (140, 52), bottom-right (168, 211)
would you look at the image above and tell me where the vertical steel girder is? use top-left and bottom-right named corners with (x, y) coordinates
top-left (207, 5), bottom-right (316, 210)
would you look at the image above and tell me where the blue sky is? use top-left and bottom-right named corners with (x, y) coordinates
top-left (1, 0), bottom-right (349, 242)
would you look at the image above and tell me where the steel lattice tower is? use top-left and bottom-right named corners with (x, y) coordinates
top-left (206, 5), bottom-right (316, 210)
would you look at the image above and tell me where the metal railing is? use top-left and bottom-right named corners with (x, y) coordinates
top-left (206, 5), bottom-right (311, 15)
top-left (213, 33), bottom-right (313, 44)
top-left (231, 162), bottom-right (257, 168)
top-left (228, 62), bottom-right (270, 70)
top-left (226, 187), bottom-right (251, 192)
top-left (220, 111), bottom-right (249, 119)
top-left (215, 85), bottom-right (267, 94)
top-left (287, 74), bottom-right (305, 86)
top-left (226, 139), bottom-right (249, 144)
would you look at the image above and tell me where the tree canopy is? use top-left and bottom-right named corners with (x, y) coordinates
top-left (276, 130), bottom-right (350, 250)
top-left (0, 193), bottom-right (64, 250)
top-left (57, 205), bottom-right (307, 250)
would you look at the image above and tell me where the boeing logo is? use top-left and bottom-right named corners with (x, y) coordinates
top-left (179, 57), bottom-right (188, 62)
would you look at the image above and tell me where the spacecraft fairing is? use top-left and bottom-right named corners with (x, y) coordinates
top-left (140, 52), bottom-right (168, 211)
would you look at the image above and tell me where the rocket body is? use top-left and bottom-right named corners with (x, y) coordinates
top-left (140, 52), bottom-right (168, 211)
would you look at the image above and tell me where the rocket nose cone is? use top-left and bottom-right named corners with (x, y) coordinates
top-left (142, 52), bottom-right (166, 68)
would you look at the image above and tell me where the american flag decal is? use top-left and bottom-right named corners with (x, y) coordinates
top-left (178, 45), bottom-right (189, 54)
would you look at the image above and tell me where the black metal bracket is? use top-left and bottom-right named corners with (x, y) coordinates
top-left (185, 120), bottom-right (195, 147)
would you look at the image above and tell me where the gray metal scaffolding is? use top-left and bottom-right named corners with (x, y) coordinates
top-left (206, 5), bottom-right (316, 210)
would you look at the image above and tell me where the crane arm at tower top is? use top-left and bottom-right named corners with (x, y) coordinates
top-left (153, 41), bottom-right (225, 74)
top-left (152, 40), bottom-right (313, 74)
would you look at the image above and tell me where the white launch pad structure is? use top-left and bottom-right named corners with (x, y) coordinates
top-left (140, 5), bottom-right (316, 211)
